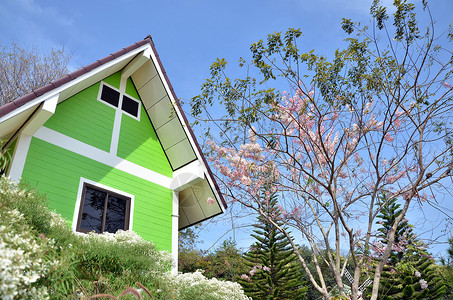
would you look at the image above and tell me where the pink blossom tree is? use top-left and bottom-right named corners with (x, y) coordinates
top-left (190, 1), bottom-right (453, 299)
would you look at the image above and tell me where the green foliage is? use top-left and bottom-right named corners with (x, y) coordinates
top-left (0, 175), bottom-right (249, 299)
top-left (179, 248), bottom-right (212, 274)
top-left (238, 192), bottom-right (307, 299)
top-left (0, 177), bottom-right (77, 298)
top-left (297, 245), bottom-right (338, 299)
top-left (370, 197), bottom-right (446, 299)
top-left (0, 208), bottom-right (53, 298)
top-left (179, 237), bottom-right (248, 282)
top-left (157, 270), bottom-right (249, 300)
top-left (206, 239), bottom-right (249, 281)
top-left (76, 230), bottom-right (171, 293)
top-left (375, 195), bottom-right (415, 265)
top-left (439, 238), bottom-right (453, 298)
top-left (7, 184), bottom-right (53, 236)
top-left (179, 225), bottom-right (201, 252)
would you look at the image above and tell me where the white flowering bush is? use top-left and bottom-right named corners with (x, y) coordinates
top-left (0, 209), bottom-right (56, 299)
top-left (158, 270), bottom-right (250, 300)
top-left (80, 229), bottom-right (171, 277)
top-left (0, 175), bottom-right (250, 299)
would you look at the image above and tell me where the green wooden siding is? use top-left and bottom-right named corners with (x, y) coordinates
top-left (117, 83), bottom-right (173, 177)
top-left (21, 137), bottom-right (173, 251)
top-left (103, 71), bottom-right (121, 89)
top-left (5, 138), bottom-right (17, 175)
top-left (43, 82), bottom-right (115, 152)
top-left (125, 77), bottom-right (140, 99)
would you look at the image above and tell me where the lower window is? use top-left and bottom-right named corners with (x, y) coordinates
top-left (76, 183), bottom-right (131, 233)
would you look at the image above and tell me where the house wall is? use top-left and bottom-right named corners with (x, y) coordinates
top-left (4, 139), bottom-right (16, 175)
top-left (43, 82), bottom-right (115, 152)
top-left (18, 71), bottom-right (175, 251)
top-left (118, 102), bottom-right (172, 177)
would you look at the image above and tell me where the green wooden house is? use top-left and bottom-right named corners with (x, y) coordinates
top-left (0, 35), bottom-right (226, 271)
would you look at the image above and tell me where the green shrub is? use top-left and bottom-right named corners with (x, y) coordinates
top-left (0, 175), bottom-right (249, 299)
top-left (77, 230), bottom-right (171, 293)
top-left (158, 270), bottom-right (250, 300)
top-left (0, 208), bottom-right (55, 299)
top-left (0, 179), bottom-right (52, 235)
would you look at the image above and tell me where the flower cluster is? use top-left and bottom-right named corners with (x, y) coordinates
top-left (419, 279), bottom-right (428, 290)
top-left (207, 135), bottom-right (279, 198)
top-left (161, 270), bottom-right (250, 299)
top-left (0, 209), bottom-right (57, 299)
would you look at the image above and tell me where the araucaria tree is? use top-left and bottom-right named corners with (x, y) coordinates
top-left (238, 191), bottom-right (307, 299)
top-left (190, 1), bottom-right (453, 299)
top-left (370, 197), bottom-right (446, 299)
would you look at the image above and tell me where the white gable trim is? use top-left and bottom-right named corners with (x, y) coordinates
top-left (122, 48), bottom-right (152, 79)
top-left (0, 45), bottom-right (150, 125)
top-left (170, 160), bottom-right (205, 191)
top-left (7, 95), bottom-right (59, 182)
top-left (148, 46), bottom-right (225, 210)
top-left (109, 77), bottom-right (127, 156)
top-left (33, 126), bottom-right (173, 188)
top-left (22, 94), bottom-right (58, 136)
top-left (171, 191), bottom-right (179, 274)
top-left (8, 134), bottom-right (32, 183)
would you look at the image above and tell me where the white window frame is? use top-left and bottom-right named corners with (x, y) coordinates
top-left (97, 81), bottom-right (141, 121)
top-left (72, 177), bottom-right (135, 233)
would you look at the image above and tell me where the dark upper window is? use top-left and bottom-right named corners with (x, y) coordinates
top-left (76, 184), bottom-right (131, 234)
top-left (122, 95), bottom-right (139, 117)
top-left (99, 82), bottom-right (141, 119)
top-left (100, 85), bottom-right (120, 107)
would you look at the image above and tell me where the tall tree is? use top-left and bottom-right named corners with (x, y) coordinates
top-left (206, 239), bottom-right (248, 281)
top-left (0, 42), bottom-right (71, 105)
top-left (375, 195), bottom-right (416, 266)
top-left (178, 226), bottom-right (212, 274)
top-left (190, 1), bottom-right (453, 299)
top-left (371, 197), bottom-right (446, 299)
top-left (238, 192), bottom-right (307, 299)
top-left (439, 238), bottom-right (453, 298)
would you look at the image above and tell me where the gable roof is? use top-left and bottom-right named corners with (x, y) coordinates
top-left (0, 35), bottom-right (226, 229)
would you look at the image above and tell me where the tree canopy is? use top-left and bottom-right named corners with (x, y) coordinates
top-left (0, 41), bottom-right (71, 105)
top-left (190, 1), bottom-right (453, 299)
top-left (238, 191), bottom-right (308, 299)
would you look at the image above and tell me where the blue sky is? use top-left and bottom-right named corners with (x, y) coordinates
top-left (1, 0), bottom-right (452, 256)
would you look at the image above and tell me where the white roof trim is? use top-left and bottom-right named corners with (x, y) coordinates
top-left (0, 44), bottom-right (151, 124)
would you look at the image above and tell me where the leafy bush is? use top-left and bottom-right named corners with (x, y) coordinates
top-left (159, 270), bottom-right (250, 300)
top-left (0, 208), bottom-right (54, 299)
top-left (1, 179), bottom-right (52, 235)
top-left (77, 230), bottom-right (171, 294)
top-left (0, 175), bottom-right (250, 299)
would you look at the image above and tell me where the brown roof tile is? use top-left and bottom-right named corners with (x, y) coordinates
top-left (68, 68), bottom-right (87, 80)
top-left (123, 44), bottom-right (138, 53)
top-left (97, 54), bottom-right (115, 65)
top-left (111, 48), bottom-right (127, 58)
top-left (33, 84), bottom-right (55, 98)
top-left (0, 102), bottom-right (18, 118)
top-left (51, 75), bottom-right (72, 88)
top-left (84, 61), bottom-right (102, 73)
top-left (13, 92), bottom-right (38, 108)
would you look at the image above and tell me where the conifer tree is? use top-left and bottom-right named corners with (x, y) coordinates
top-left (370, 197), bottom-right (446, 299)
top-left (238, 191), bottom-right (307, 299)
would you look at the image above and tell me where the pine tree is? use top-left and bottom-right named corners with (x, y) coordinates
top-left (238, 192), bottom-right (307, 299)
top-left (370, 197), bottom-right (446, 299)
top-left (439, 238), bottom-right (453, 298)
